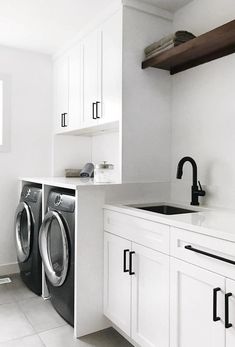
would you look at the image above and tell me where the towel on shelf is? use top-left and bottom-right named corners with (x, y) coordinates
top-left (144, 31), bottom-right (196, 59)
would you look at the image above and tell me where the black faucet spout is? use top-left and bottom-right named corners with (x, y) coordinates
top-left (176, 156), bottom-right (205, 206)
top-left (177, 156), bottom-right (198, 187)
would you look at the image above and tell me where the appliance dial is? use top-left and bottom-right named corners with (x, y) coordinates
top-left (54, 195), bottom-right (62, 206)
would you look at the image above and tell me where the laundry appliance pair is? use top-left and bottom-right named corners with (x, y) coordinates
top-left (15, 184), bottom-right (75, 326)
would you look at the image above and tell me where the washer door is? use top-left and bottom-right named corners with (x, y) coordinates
top-left (15, 202), bottom-right (32, 263)
top-left (39, 211), bottom-right (69, 287)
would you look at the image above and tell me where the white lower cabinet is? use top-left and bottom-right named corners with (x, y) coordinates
top-left (104, 232), bottom-right (131, 335)
top-left (170, 258), bottom-right (226, 347)
top-left (104, 231), bottom-right (170, 347)
top-left (226, 278), bottom-right (235, 347)
top-left (132, 243), bottom-right (169, 347)
top-left (104, 211), bottom-right (235, 347)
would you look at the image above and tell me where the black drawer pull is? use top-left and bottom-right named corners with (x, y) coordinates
top-left (61, 113), bottom-right (68, 127)
top-left (61, 113), bottom-right (64, 127)
top-left (123, 249), bottom-right (129, 273)
top-left (213, 287), bottom-right (221, 322)
top-left (185, 245), bottom-right (235, 265)
top-left (63, 113), bottom-right (68, 127)
top-left (129, 251), bottom-right (135, 275)
top-left (92, 102), bottom-right (96, 119)
top-left (96, 101), bottom-right (101, 119)
top-left (225, 293), bottom-right (232, 328)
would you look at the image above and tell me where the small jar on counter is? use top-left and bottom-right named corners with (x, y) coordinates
top-left (94, 161), bottom-right (115, 183)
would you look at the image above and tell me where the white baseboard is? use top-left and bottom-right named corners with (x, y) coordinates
top-left (0, 262), bottom-right (19, 276)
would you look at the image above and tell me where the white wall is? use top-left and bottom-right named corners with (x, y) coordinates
top-left (53, 135), bottom-right (92, 176)
top-left (122, 6), bottom-right (172, 183)
top-left (0, 46), bottom-right (52, 271)
top-left (171, 0), bottom-right (235, 208)
top-left (91, 131), bottom-right (121, 181)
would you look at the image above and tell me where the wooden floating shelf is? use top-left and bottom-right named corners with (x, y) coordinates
top-left (142, 19), bottom-right (235, 75)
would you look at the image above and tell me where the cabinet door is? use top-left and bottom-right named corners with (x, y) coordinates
top-left (131, 243), bottom-right (170, 347)
top-left (99, 10), bottom-right (122, 124)
top-left (54, 54), bottom-right (69, 132)
top-left (67, 43), bottom-right (82, 130)
top-left (104, 232), bottom-right (131, 335)
top-left (82, 29), bottom-right (101, 128)
top-left (226, 278), bottom-right (235, 347)
top-left (170, 258), bottom-right (225, 347)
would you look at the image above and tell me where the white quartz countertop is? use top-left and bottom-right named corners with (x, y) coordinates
top-left (21, 177), bottom-right (121, 190)
top-left (104, 202), bottom-right (235, 243)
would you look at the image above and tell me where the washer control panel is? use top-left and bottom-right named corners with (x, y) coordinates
top-left (21, 185), bottom-right (41, 203)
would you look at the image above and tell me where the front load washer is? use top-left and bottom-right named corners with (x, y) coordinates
top-left (39, 189), bottom-right (75, 326)
top-left (15, 184), bottom-right (42, 295)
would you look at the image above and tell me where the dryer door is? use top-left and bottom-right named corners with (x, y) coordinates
top-left (39, 211), bottom-right (69, 287)
top-left (15, 202), bottom-right (32, 262)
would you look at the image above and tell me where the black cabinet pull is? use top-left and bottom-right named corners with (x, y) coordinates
top-left (61, 113), bottom-right (68, 128)
top-left (92, 102), bottom-right (96, 119)
top-left (129, 251), bottom-right (135, 275)
top-left (185, 245), bottom-right (235, 265)
top-left (123, 249), bottom-right (129, 273)
top-left (61, 113), bottom-right (64, 127)
top-left (225, 293), bottom-right (233, 328)
top-left (213, 287), bottom-right (221, 322)
top-left (63, 113), bottom-right (68, 127)
top-left (96, 101), bottom-right (101, 119)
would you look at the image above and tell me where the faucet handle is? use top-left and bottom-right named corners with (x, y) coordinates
top-left (198, 181), bottom-right (203, 191)
top-left (198, 181), bottom-right (206, 196)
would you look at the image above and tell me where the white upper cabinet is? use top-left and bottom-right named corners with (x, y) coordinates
top-left (99, 10), bottom-right (122, 125)
top-left (54, 10), bottom-right (122, 134)
top-left (68, 43), bottom-right (82, 131)
top-left (82, 29), bottom-right (101, 128)
top-left (54, 43), bottom-right (82, 133)
top-left (54, 54), bottom-right (69, 132)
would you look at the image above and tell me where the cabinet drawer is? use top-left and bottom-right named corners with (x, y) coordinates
top-left (170, 227), bottom-right (235, 280)
top-left (104, 210), bottom-right (170, 254)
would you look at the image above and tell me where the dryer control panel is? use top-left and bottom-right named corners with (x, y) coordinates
top-left (48, 191), bottom-right (75, 213)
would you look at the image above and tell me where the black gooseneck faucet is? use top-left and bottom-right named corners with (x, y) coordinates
top-left (176, 156), bottom-right (206, 206)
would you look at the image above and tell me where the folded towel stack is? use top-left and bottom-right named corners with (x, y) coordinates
top-left (145, 31), bottom-right (196, 59)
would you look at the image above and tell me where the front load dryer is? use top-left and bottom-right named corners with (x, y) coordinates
top-left (15, 184), bottom-right (42, 295)
top-left (39, 189), bottom-right (75, 326)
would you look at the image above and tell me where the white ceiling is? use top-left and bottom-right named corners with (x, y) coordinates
top-left (0, 0), bottom-right (115, 55)
top-left (0, 0), bottom-right (193, 55)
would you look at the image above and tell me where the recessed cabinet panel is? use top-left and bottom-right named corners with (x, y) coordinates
top-left (132, 243), bottom-right (169, 347)
top-left (170, 258), bottom-right (225, 347)
top-left (103, 232), bottom-right (131, 335)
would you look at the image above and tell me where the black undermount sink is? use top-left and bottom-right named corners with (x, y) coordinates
top-left (136, 205), bottom-right (197, 215)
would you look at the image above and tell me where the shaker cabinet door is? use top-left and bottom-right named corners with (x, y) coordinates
top-left (104, 232), bottom-right (131, 336)
top-left (225, 278), bottom-right (235, 347)
top-left (131, 243), bottom-right (170, 347)
top-left (54, 54), bottom-right (69, 132)
top-left (82, 29), bottom-right (100, 128)
top-left (170, 258), bottom-right (225, 347)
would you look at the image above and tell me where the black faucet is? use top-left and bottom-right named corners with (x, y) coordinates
top-left (176, 156), bottom-right (206, 206)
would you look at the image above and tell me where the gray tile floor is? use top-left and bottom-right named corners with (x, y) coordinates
top-left (0, 274), bottom-right (133, 347)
